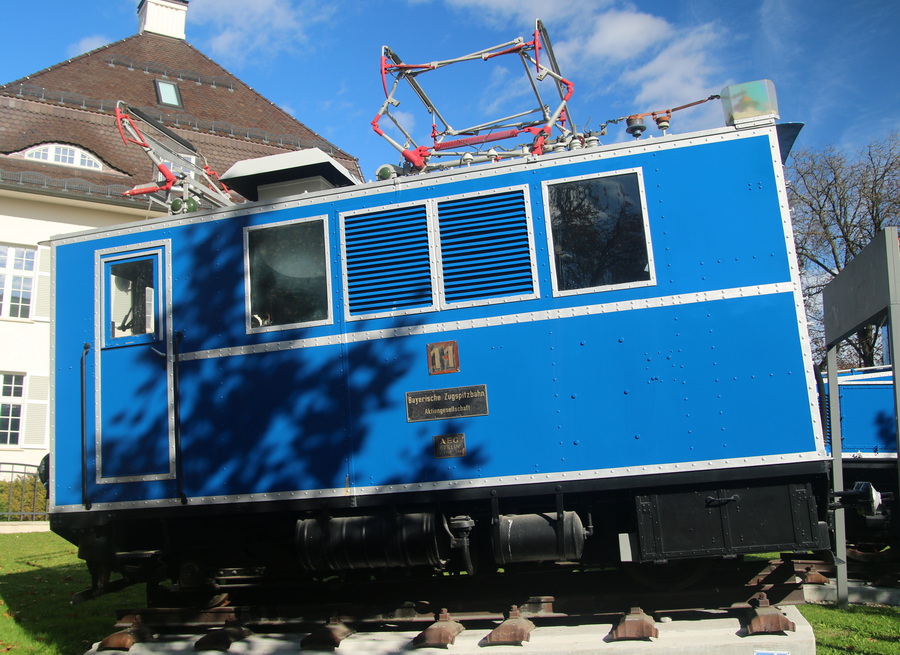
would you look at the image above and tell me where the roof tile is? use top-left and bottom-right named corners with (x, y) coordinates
top-left (0, 31), bottom-right (361, 204)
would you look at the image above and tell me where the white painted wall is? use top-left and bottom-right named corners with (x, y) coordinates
top-left (138, 0), bottom-right (188, 40)
top-left (0, 189), bottom-right (162, 467)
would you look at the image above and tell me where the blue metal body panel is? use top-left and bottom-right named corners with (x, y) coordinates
top-left (834, 369), bottom-right (898, 454)
top-left (50, 126), bottom-right (825, 511)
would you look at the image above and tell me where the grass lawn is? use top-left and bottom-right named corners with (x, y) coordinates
top-left (799, 602), bottom-right (900, 654)
top-left (0, 532), bottom-right (897, 653)
top-left (0, 532), bottom-right (141, 655)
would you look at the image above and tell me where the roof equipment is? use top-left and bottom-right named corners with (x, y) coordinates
top-left (115, 101), bottom-right (234, 213)
top-left (372, 19), bottom-right (575, 175)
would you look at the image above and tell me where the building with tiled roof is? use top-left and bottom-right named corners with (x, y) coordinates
top-left (0, 0), bottom-right (360, 469)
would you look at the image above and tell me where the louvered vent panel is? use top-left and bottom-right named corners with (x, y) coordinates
top-left (344, 205), bottom-right (433, 315)
top-left (23, 403), bottom-right (47, 447)
top-left (438, 191), bottom-right (534, 303)
top-left (33, 246), bottom-right (51, 322)
top-left (28, 375), bottom-right (50, 402)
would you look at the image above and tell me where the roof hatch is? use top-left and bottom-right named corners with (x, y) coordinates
top-left (220, 148), bottom-right (360, 202)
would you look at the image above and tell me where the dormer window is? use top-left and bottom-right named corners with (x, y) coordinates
top-left (155, 80), bottom-right (183, 108)
top-left (23, 144), bottom-right (102, 171)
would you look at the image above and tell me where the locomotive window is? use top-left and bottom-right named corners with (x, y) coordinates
top-left (246, 218), bottom-right (330, 331)
top-left (545, 171), bottom-right (654, 295)
top-left (104, 255), bottom-right (159, 346)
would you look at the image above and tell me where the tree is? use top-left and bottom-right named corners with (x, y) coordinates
top-left (787, 132), bottom-right (900, 368)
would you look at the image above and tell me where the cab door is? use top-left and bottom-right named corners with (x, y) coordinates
top-left (96, 242), bottom-right (175, 484)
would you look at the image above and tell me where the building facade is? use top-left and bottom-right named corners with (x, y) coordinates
top-left (0, 0), bottom-right (359, 467)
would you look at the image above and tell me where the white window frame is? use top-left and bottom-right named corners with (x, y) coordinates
top-left (0, 245), bottom-right (36, 320)
top-left (23, 144), bottom-right (102, 171)
top-left (243, 215), bottom-right (333, 333)
top-left (0, 373), bottom-right (25, 448)
top-left (542, 167), bottom-right (656, 298)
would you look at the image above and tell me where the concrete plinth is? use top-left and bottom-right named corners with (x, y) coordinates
top-left (804, 581), bottom-right (900, 606)
top-left (0, 521), bottom-right (49, 533)
top-left (87, 605), bottom-right (814, 655)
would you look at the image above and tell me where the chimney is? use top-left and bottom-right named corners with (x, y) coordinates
top-left (138, 0), bottom-right (189, 40)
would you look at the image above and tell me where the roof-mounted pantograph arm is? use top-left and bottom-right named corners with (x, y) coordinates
top-left (371, 20), bottom-right (575, 174)
top-left (115, 101), bottom-right (234, 212)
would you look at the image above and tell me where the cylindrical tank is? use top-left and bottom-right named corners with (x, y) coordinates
top-left (295, 513), bottom-right (446, 571)
top-left (493, 512), bottom-right (585, 564)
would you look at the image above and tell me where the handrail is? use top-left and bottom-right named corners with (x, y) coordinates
top-left (172, 332), bottom-right (187, 505)
top-left (80, 342), bottom-right (92, 510)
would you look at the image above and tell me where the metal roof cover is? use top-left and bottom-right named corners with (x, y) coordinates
top-left (221, 148), bottom-right (360, 202)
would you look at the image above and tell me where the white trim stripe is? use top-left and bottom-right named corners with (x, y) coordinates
top-left (48, 124), bottom-right (779, 248)
top-left (180, 281), bottom-right (797, 362)
top-left (50, 448), bottom-right (829, 513)
top-left (764, 129), bottom-right (827, 455)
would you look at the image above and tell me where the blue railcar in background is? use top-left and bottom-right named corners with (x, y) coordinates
top-left (833, 367), bottom-right (897, 457)
top-left (48, 116), bottom-right (831, 598)
top-left (827, 366), bottom-right (898, 544)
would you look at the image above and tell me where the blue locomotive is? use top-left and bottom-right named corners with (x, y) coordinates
top-left (48, 83), bottom-right (832, 601)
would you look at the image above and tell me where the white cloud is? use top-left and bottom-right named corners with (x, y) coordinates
top-left (439, 2), bottom-right (726, 132)
top-left (626, 25), bottom-right (721, 108)
top-left (379, 109), bottom-right (418, 147)
top-left (67, 35), bottom-right (111, 58)
top-left (187, 0), bottom-right (336, 67)
top-left (758, 0), bottom-right (803, 63)
top-left (577, 10), bottom-right (672, 62)
top-left (480, 65), bottom-right (529, 117)
top-left (444, 0), bottom-right (614, 28)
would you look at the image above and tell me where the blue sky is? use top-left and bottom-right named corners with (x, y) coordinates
top-left (3, 0), bottom-right (898, 180)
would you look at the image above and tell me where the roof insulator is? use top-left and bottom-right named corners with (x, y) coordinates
top-left (625, 116), bottom-right (646, 138)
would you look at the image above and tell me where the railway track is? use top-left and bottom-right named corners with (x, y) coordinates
top-left (92, 557), bottom-right (831, 651)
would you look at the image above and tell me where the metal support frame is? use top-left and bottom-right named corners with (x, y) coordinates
top-left (821, 226), bottom-right (900, 608)
top-left (826, 347), bottom-right (849, 607)
top-left (371, 20), bottom-right (575, 173)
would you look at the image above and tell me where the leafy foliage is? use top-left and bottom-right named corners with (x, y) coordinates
top-left (0, 476), bottom-right (46, 522)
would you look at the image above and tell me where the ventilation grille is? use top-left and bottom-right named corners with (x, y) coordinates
top-left (23, 403), bottom-right (47, 448)
top-left (344, 205), bottom-right (433, 315)
top-left (438, 191), bottom-right (534, 303)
